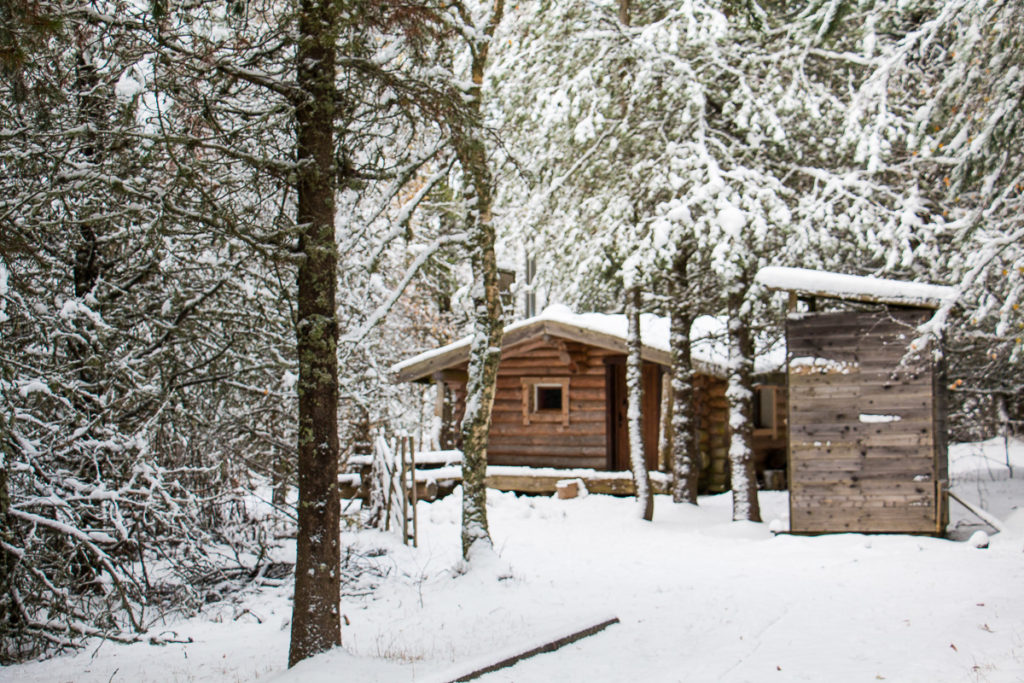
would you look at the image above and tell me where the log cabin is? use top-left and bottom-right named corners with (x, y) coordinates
top-left (756, 267), bottom-right (956, 535)
top-left (391, 306), bottom-right (788, 494)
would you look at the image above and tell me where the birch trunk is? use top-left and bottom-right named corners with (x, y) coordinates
top-left (626, 285), bottom-right (654, 521)
top-left (668, 250), bottom-right (698, 504)
top-left (289, 0), bottom-right (342, 665)
top-left (726, 290), bottom-right (761, 523)
top-left (455, 0), bottom-right (506, 559)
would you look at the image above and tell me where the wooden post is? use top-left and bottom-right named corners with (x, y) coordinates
top-left (410, 437), bottom-right (418, 548)
top-left (400, 436), bottom-right (409, 545)
top-left (383, 440), bottom-right (390, 532)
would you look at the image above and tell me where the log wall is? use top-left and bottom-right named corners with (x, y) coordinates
top-left (787, 308), bottom-right (948, 535)
top-left (443, 337), bottom-right (673, 471)
top-left (446, 338), bottom-right (617, 469)
top-left (694, 374), bottom-right (731, 493)
top-left (440, 336), bottom-right (740, 480)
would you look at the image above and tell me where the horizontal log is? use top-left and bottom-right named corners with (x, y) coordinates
top-left (492, 408), bottom-right (607, 423)
top-left (488, 444), bottom-right (607, 457)
top-left (490, 433), bottom-right (607, 447)
top-left (499, 358), bottom-right (598, 372)
top-left (488, 422), bottom-right (606, 437)
top-left (497, 374), bottom-right (606, 389)
top-left (487, 455), bottom-right (608, 469)
top-left (493, 387), bottom-right (608, 403)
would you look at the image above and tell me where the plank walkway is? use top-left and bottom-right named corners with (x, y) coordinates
top-left (340, 456), bottom-right (671, 499)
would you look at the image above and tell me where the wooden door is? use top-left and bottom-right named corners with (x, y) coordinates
top-left (605, 357), bottom-right (660, 472)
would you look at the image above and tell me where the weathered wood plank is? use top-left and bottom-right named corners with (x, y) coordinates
top-left (444, 616), bottom-right (621, 683)
top-left (488, 444), bottom-right (607, 457)
top-left (487, 455), bottom-right (608, 469)
top-left (490, 433), bottom-right (607, 447)
top-left (488, 422), bottom-right (605, 437)
top-left (492, 408), bottom-right (606, 423)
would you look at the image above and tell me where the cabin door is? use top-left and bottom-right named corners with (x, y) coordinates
top-left (605, 358), bottom-right (661, 472)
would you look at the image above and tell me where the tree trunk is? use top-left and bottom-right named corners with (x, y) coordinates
top-left (626, 285), bottom-right (653, 521)
top-left (726, 289), bottom-right (761, 523)
top-left (454, 0), bottom-right (505, 562)
top-left (668, 251), bottom-right (698, 504)
top-left (618, 0), bottom-right (631, 26)
top-left (0, 411), bottom-right (12, 610)
top-left (457, 224), bottom-right (502, 558)
top-left (289, 0), bottom-right (342, 666)
top-left (455, 130), bottom-right (503, 559)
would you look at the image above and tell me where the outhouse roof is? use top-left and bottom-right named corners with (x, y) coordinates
top-left (755, 267), bottom-right (958, 310)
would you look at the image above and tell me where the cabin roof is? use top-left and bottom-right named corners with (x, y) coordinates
top-left (755, 266), bottom-right (958, 310)
top-left (392, 305), bottom-right (739, 383)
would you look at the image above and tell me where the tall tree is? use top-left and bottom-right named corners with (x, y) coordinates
top-left (443, 0), bottom-right (506, 560)
top-left (667, 246), bottom-right (700, 504)
top-left (624, 267), bottom-right (654, 520)
top-left (288, 0), bottom-right (343, 663)
top-left (1, 0), bottom-right (458, 664)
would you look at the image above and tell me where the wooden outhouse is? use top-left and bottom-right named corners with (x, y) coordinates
top-left (392, 306), bottom-right (788, 493)
top-left (756, 267), bottom-right (956, 535)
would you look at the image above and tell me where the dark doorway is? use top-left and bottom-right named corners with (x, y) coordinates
top-left (605, 357), bottom-right (661, 472)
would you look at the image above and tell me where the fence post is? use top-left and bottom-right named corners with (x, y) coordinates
top-left (410, 436), bottom-right (418, 548)
top-left (400, 436), bottom-right (410, 545)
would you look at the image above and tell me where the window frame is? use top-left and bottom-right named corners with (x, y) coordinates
top-left (520, 376), bottom-right (570, 427)
top-left (752, 384), bottom-right (779, 437)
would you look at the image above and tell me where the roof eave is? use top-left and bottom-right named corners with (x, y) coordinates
top-left (391, 318), bottom-right (677, 383)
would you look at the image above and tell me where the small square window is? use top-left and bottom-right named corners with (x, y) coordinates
top-left (521, 377), bottom-right (570, 426)
top-left (535, 384), bottom-right (563, 412)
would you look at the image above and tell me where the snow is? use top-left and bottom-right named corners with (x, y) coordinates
top-left (790, 356), bottom-right (858, 374)
top-left (9, 437), bottom-right (1024, 683)
top-left (949, 436), bottom-right (1023, 483)
top-left (716, 204), bottom-right (746, 236)
top-left (18, 380), bottom-right (52, 398)
top-left (755, 266), bottom-right (959, 309)
top-left (858, 413), bottom-right (902, 423)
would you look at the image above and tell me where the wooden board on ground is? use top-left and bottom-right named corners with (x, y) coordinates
top-left (417, 616), bottom-right (620, 683)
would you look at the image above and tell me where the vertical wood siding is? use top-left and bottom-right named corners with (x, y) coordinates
top-left (787, 308), bottom-right (945, 534)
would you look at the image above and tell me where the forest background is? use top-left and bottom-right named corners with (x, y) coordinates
top-left (1, 0), bottom-right (1021, 668)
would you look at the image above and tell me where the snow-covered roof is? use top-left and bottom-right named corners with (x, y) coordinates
top-left (755, 267), bottom-right (958, 310)
top-left (392, 305), bottom-right (739, 383)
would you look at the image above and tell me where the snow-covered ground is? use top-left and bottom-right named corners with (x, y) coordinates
top-left (6, 438), bottom-right (1024, 683)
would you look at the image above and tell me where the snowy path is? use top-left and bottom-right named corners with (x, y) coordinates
top-left (6, 439), bottom-right (1024, 683)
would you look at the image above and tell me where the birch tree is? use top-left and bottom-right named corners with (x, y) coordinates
top-left (624, 263), bottom-right (654, 520)
top-left (441, 0), bottom-right (506, 560)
